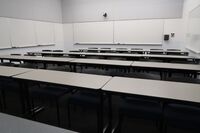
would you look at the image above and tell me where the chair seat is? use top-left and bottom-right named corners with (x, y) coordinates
top-left (164, 103), bottom-right (200, 129)
top-left (30, 86), bottom-right (71, 98)
top-left (120, 97), bottom-right (162, 120)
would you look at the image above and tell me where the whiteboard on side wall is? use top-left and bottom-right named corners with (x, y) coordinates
top-left (10, 19), bottom-right (36, 48)
top-left (0, 17), bottom-right (11, 49)
top-left (35, 21), bottom-right (55, 46)
top-left (114, 19), bottom-right (164, 45)
top-left (73, 21), bottom-right (114, 44)
top-left (186, 5), bottom-right (200, 53)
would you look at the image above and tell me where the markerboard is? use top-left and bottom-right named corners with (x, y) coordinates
top-left (10, 19), bottom-right (36, 47)
top-left (0, 17), bottom-right (11, 49)
top-left (187, 5), bottom-right (200, 53)
top-left (114, 19), bottom-right (164, 45)
top-left (35, 21), bottom-right (55, 45)
top-left (73, 21), bottom-right (113, 44)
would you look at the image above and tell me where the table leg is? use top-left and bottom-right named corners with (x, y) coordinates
top-left (108, 93), bottom-right (112, 133)
top-left (98, 90), bottom-right (104, 133)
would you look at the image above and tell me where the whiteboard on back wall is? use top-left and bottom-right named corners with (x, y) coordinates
top-left (186, 5), bottom-right (200, 53)
top-left (0, 17), bottom-right (11, 49)
top-left (35, 21), bottom-right (55, 45)
top-left (114, 19), bottom-right (164, 45)
top-left (10, 19), bottom-right (36, 48)
top-left (73, 21), bottom-right (114, 44)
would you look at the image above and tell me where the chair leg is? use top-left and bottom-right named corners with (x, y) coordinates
top-left (55, 98), bottom-right (61, 127)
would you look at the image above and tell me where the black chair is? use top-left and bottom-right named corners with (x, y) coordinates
top-left (67, 91), bottom-right (103, 132)
top-left (52, 50), bottom-right (63, 52)
top-left (163, 103), bottom-right (200, 132)
top-left (116, 97), bottom-right (163, 133)
top-left (41, 50), bottom-right (53, 57)
top-left (131, 48), bottom-right (144, 54)
top-left (167, 49), bottom-right (189, 56)
top-left (29, 85), bottom-right (72, 126)
top-left (149, 49), bottom-right (164, 55)
top-left (166, 49), bottom-right (181, 51)
top-left (100, 48), bottom-right (112, 53)
top-left (115, 48), bottom-right (128, 53)
top-left (87, 47), bottom-right (99, 53)
top-left (42, 50), bottom-right (52, 52)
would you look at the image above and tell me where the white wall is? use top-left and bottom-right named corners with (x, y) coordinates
top-left (0, 0), bottom-right (62, 23)
top-left (62, 0), bottom-right (186, 51)
top-left (62, 0), bottom-right (184, 23)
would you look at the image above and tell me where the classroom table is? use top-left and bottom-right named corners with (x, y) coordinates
top-left (0, 65), bottom-right (33, 77)
top-left (0, 113), bottom-right (77, 133)
top-left (103, 76), bottom-right (200, 103)
top-left (102, 77), bottom-right (200, 132)
top-left (13, 69), bottom-right (112, 133)
top-left (0, 55), bottom-right (75, 69)
top-left (148, 50), bottom-right (188, 55)
top-left (131, 61), bottom-right (200, 79)
top-left (69, 58), bottom-right (133, 72)
top-left (77, 48), bottom-right (189, 55)
top-left (27, 51), bottom-right (66, 56)
top-left (66, 52), bottom-right (197, 63)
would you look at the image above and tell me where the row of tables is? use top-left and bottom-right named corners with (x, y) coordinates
top-left (75, 48), bottom-right (189, 55)
top-left (0, 55), bottom-right (200, 79)
top-left (26, 51), bottom-right (200, 63)
top-left (0, 65), bottom-right (200, 133)
top-left (66, 52), bottom-right (200, 62)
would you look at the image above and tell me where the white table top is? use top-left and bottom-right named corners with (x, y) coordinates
top-left (0, 66), bottom-right (33, 77)
top-left (14, 69), bottom-right (112, 90)
top-left (28, 51), bottom-right (66, 55)
top-left (103, 77), bottom-right (200, 103)
top-left (0, 55), bottom-right (75, 62)
top-left (67, 52), bottom-right (195, 59)
top-left (77, 48), bottom-right (188, 53)
top-left (132, 61), bottom-right (200, 71)
top-left (0, 113), bottom-right (76, 133)
top-left (70, 58), bottom-right (133, 66)
top-left (141, 54), bottom-right (193, 59)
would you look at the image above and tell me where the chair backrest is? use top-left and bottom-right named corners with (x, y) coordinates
top-left (42, 50), bottom-right (52, 52)
top-left (100, 48), bottom-right (111, 50)
top-left (53, 50), bottom-right (63, 52)
top-left (116, 48), bottom-right (127, 50)
top-left (149, 49), bottom-right (164, 55)
top-left (150, 49), bottom-right (163, 51)
top-left (88, 47), bottom-right (98, 50)
top-left (167, 49), bottom-right (181, 51)
top-left (10, 54), bottom-right (21, 56)
top-left (131, 48), bottom-right (143, 50)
